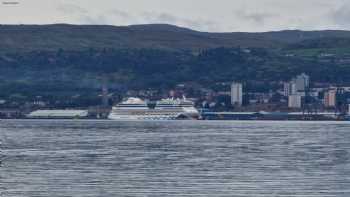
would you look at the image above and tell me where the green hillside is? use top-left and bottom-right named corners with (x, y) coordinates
top-left (1, 24), bottom-right (350, 106)
top-left (2, 24), bottom-right (350, 53)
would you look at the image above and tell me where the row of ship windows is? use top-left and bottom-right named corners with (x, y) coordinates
top-left (112, 112), bottom-right (181, 115)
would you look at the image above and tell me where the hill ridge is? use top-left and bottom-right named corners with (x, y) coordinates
top-left (1, 24), bottom-right (350, 52)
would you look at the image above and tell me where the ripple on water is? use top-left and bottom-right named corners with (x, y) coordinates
top-left (1, 120), bottom-right (350, 197)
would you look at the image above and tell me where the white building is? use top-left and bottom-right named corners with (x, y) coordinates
top-left (283, 82), bottom-right (297, 96)
top-left (288, 95), bottom-right (302, 108)
top-left (284, 73), bottom-right (310, 97)
top-left (27, 110), bottom-right (89, 119)
top-left (231, 82), bottom-right (243, 106)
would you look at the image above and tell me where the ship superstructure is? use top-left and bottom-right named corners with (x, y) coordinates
top-left (108, 97), bottom-right (199, 120)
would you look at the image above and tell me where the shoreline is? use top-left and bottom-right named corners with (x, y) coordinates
top-left (1, 118), bottom-right (349, 122)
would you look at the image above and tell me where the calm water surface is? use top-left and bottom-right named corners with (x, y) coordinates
top-left (1, 120), bottom-right (350, 196)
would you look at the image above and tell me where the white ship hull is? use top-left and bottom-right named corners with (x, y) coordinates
top-left (108, 113), bottom-right (180, 121)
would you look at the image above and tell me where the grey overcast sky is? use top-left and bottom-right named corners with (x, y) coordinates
top-left (1, 0), bottom-right (350, 32)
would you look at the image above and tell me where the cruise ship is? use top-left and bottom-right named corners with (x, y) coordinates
top-left (108, 97), bottom-right (199, 120)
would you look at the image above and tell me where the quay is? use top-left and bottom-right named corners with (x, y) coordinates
top-left (201, 111), bottom-right (348, 121)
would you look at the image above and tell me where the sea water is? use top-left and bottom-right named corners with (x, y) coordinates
top-left (1, 120), bottom-right (350, 196)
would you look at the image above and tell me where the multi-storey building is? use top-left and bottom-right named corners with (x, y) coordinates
top-left (231, 82), bottom-right (243, 106)
top-left (324, 89), bottom-right (337, 107)
top-left (288, 95), bottom-right (302, 108)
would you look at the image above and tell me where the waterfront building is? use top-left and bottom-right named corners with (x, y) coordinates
top-left (308, 90), bottom-right (320, 98)
top-left (284, 82), bottom-right (297, 96)
top-left (284, 73), bottom-right (310, 97)
top-left (293, 73), bottom-right (310, 92)
top-left (288, 95), bottom-right (302, 108)
top-left (324, 89), bottom-right (337, 107)
top-left (296, 91), bottom-right (306, 97)
top-left (231, 82), bottom-right (243, 106)
top-left (27, 110), bottom-right (89, 119)
top-left (33, 101), bottom-right (46, 107)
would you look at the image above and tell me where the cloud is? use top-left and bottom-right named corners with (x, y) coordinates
top-left (234, 10), bottom-right (277, 25)
top-left (79, 15), bottom-right (109, 25)
top-left (57, 3), bottom-right (110, 25)
top-left (141, 12), bottom-right (220, 32)
top-left (52, 0), bottom-right (347, 32)
top-left (111, 10), bottom-right (133, 22)
top-left (56, 4), bottom-right (221, 31)
top-left (56, 3), bottom-right (88, 15)
top-left (330, 2), bottom-right (350, 28)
